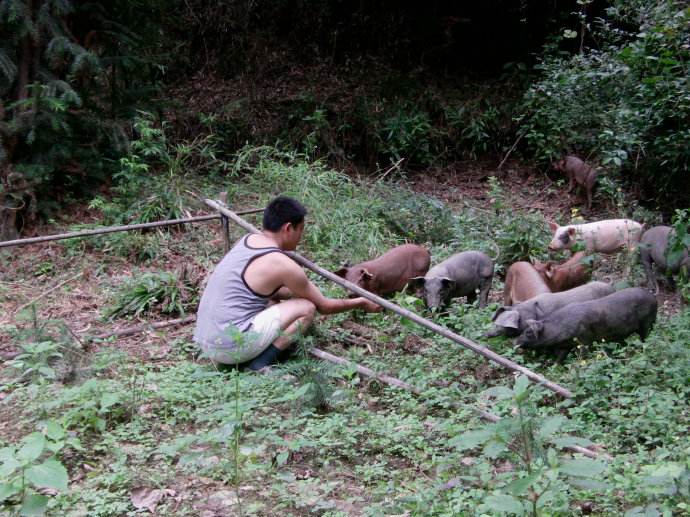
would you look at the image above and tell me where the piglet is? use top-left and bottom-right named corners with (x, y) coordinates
top-left (532, 251), bottom-right (592, 292)
top-left (639, 225), bottom-right (690, 293)
top-left (553, 155), bottom-right (598, 209)
top-left (334, 244), bottom-right (431, 297)
top-left (410, 250), bottom-right (494, 309)
top-left (514, 287), bottom-right (657, 361)
top-left (503, 261), bottom-right (551, 306)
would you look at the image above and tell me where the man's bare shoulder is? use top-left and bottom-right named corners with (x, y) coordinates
top-left (254, 250), bottom-right (302, 272)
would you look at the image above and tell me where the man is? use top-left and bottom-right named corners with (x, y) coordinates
top-left (194, 195), bottom-right (380, 370)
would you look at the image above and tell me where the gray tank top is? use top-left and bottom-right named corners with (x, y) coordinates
top-left (193, 235), bottom-right (283, 348)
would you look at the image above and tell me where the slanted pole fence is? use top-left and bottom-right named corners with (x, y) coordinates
top-left (0, 208), bottom-right (265, 249)
top-left (203, 199), bottom-right (574, 399)
top-left (85, 314), bottom-right (601, 459)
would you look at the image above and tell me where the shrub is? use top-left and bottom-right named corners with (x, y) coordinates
top-left (104, 270), bottom-right (198, 320)
top-left (519, 2), bottom-right (690, 207)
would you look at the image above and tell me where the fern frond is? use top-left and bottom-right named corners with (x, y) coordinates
top-left (69, 50), bottom-right (102, 77)
top-left (0, 48), bottom-right (18, 83)
top-left (0, 0), bottom-right (30, 24)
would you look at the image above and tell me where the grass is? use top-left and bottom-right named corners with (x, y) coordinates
top-left (1, 148), bottom-right (689, 516)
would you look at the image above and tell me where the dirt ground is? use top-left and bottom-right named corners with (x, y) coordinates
top-left (1, 163), bottom-right (684, 362)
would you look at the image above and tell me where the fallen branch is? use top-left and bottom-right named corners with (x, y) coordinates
top-left (204, 199), bottom-right (574, 399)
top-left (13, 272), bottom-right (84, 316)
top-left (497, 131), bottom-right (525, 171)
top-left (85, 315), bottom-right (197, 341)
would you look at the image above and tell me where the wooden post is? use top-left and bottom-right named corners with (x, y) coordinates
top-left (220, 214), bottom-right (231, 254)
top-left (203, 199), bottom-right (574, 399)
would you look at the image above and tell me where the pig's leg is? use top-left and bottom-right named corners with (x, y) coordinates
top-left (640, 247), bottom-right (658, 293)
top-left (567, 172), bottom-right (575, 193)
top-left (586, 185), bottom-right (593, 209)
top-left (478, 278), bottom-right (491, 308)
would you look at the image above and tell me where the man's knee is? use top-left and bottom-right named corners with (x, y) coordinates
top-left (300, 299), bottom-right (317, 322)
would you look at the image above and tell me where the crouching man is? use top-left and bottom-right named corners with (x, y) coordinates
top-left (194, 195), bottom-right (380, 370)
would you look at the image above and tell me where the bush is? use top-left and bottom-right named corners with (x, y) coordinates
top-left (104, 269), bottom-right (198, 320)
top-left (519, 2), bottom-right (690, 207)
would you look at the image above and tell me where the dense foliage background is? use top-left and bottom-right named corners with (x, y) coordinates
top-left (1, 0), bottom-right (688, 234)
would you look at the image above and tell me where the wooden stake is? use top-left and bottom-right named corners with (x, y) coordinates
top-left (203, 198), bottom-right (574, 399)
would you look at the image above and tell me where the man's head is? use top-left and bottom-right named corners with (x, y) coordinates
top-left (263, 196), bottom-right (308, 250)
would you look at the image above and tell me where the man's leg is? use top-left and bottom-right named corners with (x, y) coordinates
top-left (246, 299), bottom-right (315, 370)
top-left (273, 298), bottom-right (316, 350)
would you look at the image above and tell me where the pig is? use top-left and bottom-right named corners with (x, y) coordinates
top-left (514, 287), bottom-right (657, 361)
top-left (409, 251), bottom-right (494, 309)
top-left (532, 251), bottom-right (592, 292)
top-left (334, 244), bottom-right (431, 297)
top-left (552, 155), bottom-right (599, 209)
top-left (503, 262), bottom-right (551, 306)
top-left (639, 225), bottom-right (690, 293)
top-left (486, 281), bottom-right (614, 338)
top-left (548, 219), bottom-right (643, 254)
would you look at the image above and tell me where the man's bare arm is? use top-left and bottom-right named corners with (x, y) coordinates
top-left (280, 257), bottom-right (380, 314)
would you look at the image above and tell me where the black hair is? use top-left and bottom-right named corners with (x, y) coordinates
top-left (263, 195), bottom-right (308, 231)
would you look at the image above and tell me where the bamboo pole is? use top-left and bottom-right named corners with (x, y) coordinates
top-left (84, 314), bottom-right (599, 458)
top-left (0, 208), bottom-right (264, 249)
top-left (204, 199), bottom-right (574, 399)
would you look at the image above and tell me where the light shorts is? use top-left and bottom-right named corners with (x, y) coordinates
top-left (204, 305), bottom-right (282, 364)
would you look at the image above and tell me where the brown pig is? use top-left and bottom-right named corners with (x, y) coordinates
top-left (553, 155), bottom-right (599, 209)
top-left (532, 251), bottom-right (592, 292)
top-left (503, 262), bottom-right (551, 306)
top-left (334, 244), bottom-right (431, 297)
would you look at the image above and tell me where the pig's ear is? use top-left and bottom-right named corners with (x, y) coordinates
top-left (334, 267), bottom-right (349, 278)
top-left (567, 227), bottom-right (576, 236)
top-left (440, 277), bottom-right (453, 287)
top-left (544, 263), bottom-right (555, 279)
top-left (361, 268), bottom-right (373, 281)
top-left (549, 221), bottom-right (559, 232)
top-left (534, 301), bottom-right (545, 319)
top-left (495, 310), bottom-right (520, 329)
top-left (491, 306), bottom-right (507, 321)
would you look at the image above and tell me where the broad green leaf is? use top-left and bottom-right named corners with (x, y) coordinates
top-left (0, 482), bottom-right (21, 502)
top-left (480, 386), bottom-right (514, 401)
top-left (17, 433), bottom-right (46, 463)
top-left (0, 457), bottom-right (21, 477)
top-left (560, 458), bottom-right (607, 478)
top-left (484, 494), bottom-right (525, 515)
top-left (44, 421), bottom-right (65, 441)
top-left (25, 459), bottom-right (69, 491)
top-left (569, 477), bottom-right (612, 491)
top-left (538, 416), bottom-right (566, 439)
top-left (38, 367), bottom-right (55, 379)
top-left (505, 472), bottom-right (540, 496)
top-left (20, 493), bottom-right (49, 516)
top-left (449, 428), bottom-right (494, 450)
top-left (276, 451), bottom-right (289, 466)
top-left (0, 447), bottom-right (15, 462)
top-left (513, 375), bottom-right (530, 399)
top-left (483, 439), bottom-right (506, 459)
top-left (550, 436), bottom-right (593, 449)
top-left (100, 392), bottom-right (120, 410)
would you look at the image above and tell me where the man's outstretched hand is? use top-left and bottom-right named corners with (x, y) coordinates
top-left (356, 298), bottom-right (383, 313)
